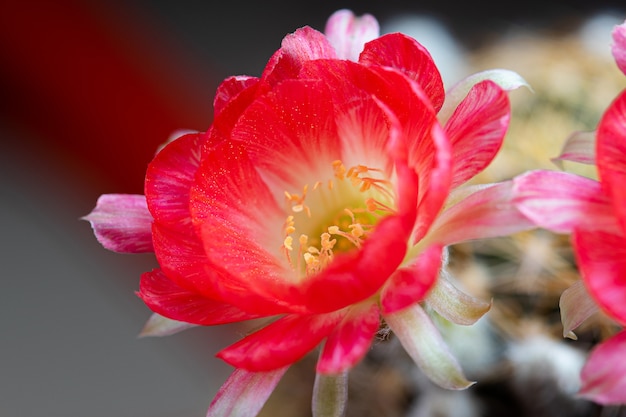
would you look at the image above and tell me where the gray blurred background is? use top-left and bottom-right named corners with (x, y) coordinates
top-left (1, 1), bottom-right (625, 416)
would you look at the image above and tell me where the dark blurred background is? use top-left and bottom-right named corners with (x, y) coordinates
top-left (1, 1), bottom-right (625, 417)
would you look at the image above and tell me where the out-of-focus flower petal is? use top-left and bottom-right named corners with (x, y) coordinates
top-left (559, 280), bottom-right (600, 340)
top-left (312, 371), bottom-right (348, 417)
top-left (217, 312), bottom-right (344, 371)
top-left (573, 229), bottom-right (626, 326)
top-left (551, 130), bottom-right (597, 168)
top-left (596, 90), bottom-right (626, 233)
top-left (444, 80), bottom-right (510, 188)
top-left (213, 76), bottom-right (259, 116)
top-left (317, 303), bottom-right (380, 373)
top-left (139, 313), bottom-right (197, 337)
top-left (206, 367), bottom-right (289, 417)
top-left (579, 330), bottom-right (626, 405)
top-left (324, 9), bottom-right (379, 62)
top-left (439, 69), bottom-right (530, 125)
top-left (513, 170), bottom-right (618, 234)
top-left (380, 244), bottom-right (443, 314)
top-left (138, 269), bottom-right (269, 325)
top-left (359, 33), bottom-right (445, 111)
top-left (384, 303), bottom-right (474, 390)
top-left (425, 271), bottom-right (492, 326)
top-left (612, 20), bottom-right (626, 75)
top-left (145, 132), bottom-right (202, 227)
top-left (260, 26), bottom-right (336, 89)
top-left (82, 193), bottom-right (153, 253)
top-left (424, 181), bottom-right (534, 247)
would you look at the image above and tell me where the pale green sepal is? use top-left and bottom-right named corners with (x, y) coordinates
top-left (560, 280), bottom-right (600, 340)
top-left (138, 313), bottom-right (197, 337)
top-left (384, 303), bottom-right (475, 390)
top-left (551, 130), bottom-right (596, 169)
top-left (425, 271), bottom-right (492, 326)
top-left (312, 370), bottom-right (348, 417)
top-left (439, 69), bottom-right (532, 124)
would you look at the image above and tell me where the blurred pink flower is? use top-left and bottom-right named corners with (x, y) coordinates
top-left (85, 9), bottom-right (531, 416)
top-left (513, 19), bottom-right (626, 405)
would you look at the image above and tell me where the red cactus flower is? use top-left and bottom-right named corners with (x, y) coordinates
top-left (85, 9), bottom-right (531, 416)
top-left (513, 19), bottom-right (626, 405)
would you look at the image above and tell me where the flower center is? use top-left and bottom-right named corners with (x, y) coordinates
top-left (281, 159), bottom-right (396, 279)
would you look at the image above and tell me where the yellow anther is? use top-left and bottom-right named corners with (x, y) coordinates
top-left (285, 226), bottom-right (296, 234)
top-left (349, 223), bottom-right (365, 238)
top-left (292, 204), bottom-right (304, 213)
top-left (328, 225), bottom-right (340, 234)
top-left (332, 160), bottom-right (347, 179)
top-left (283, 236), bottom-right (294, 251)
top-left (303, 252), bottom-right (316, 265)
top-left (299, 234), bottom-right (308, 246)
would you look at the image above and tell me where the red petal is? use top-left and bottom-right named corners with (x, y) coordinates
top-left (317, 303), bottom-right (380, 373)
top-left (145, 132), bottom-right (203, 227)
top-left (359, 33), bottom-right (445, 111)
top-left (189, 140), bottom-right (299, 309)
top-left (597, 89), bottom-right (626, 234)
top-left (213, 75), bottom-right (259, 116)
top-left (138, 269), bottom-right (266, 325)
top-left (573, 229), bottom-right (626, 326)
top-left (217, 312), bottom-right (343, 371)
top-left (579, 330), bottom-right (626, 404)
top-left (82, 194), bottom-right (153, 253)
top-left (380, 244), bottom-right (443, 314)
top-left (229, 78), bottom-right (341, 190)
top-left (444, 80), bottom-right (510, 188)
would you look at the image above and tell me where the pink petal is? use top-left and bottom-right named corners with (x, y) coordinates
top-left (425, 270), bottom-right (492, 326)
top-left (551, 130), bottom-right (597, 168)
top-left (512, 170), bottom-right (618, 234)
top-left (213, 75), bottom-right (259, 116)
top-left (444, 80), bottom-right (510, 188)
top-left (317, 302), bottom-right (380, 373)
top-left (138, 269), bottom-right (269, 325)
top-left (439, 69), bottom-right (530, 125)
top-left (145, 132), bottom-right (202, 227)
top-left (612, 20), bottom-right (626, 75)
top-left (206, 367), bottom-right (288, 417)
top-left (324, 9), bottom-right (379, 61)
top-left (425, 181), bottom-right (534, 247)
top-left (579, 330), bottom-right (626, 405)
top-left (573, 229), bottom-right (626, 326)
top-left (597, 89), bottom-right (626, 233)
top-left (260, 26), bottom-right (336, 89)
top-left (217, 312), bottom-right (343, 371)
top-left (139, 313), bottom-right (197, 337)
top-left (559, 280), bottom-right (599, 340)
top-left (82, 193), bottom-right (153, 253)
top-left (359, 33), bottom-right (445, 111)
top-left (380, 244), bottom-right (443, 314)
top-left (384, 303), bottom-right (474, 390)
